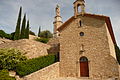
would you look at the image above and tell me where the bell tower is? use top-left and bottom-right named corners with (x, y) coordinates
top-left (74, 0), bottom-right (85, 18)
top-left (53, 4), bottom-right (63, 38)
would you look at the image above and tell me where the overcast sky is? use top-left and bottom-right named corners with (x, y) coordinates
top-left (0, 0), bottom-right (120, 46)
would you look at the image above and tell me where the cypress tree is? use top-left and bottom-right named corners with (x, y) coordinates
top-left (38, 26), bottom-right (41, 37)
top-left (25, 20), bottom-right (29, 39)
top-left (14, 7), bottom-right (22, 40)
top-left (20, 14), bottom-right (26, 39)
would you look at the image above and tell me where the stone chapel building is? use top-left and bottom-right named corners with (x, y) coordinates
top-left (53, 0), bottom-right (119, 79)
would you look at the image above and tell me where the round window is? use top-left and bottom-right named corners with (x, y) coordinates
top-left (80, 32), bottom-right (84, 36)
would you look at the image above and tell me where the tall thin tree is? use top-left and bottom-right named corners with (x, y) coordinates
top-left (20, 14), bottom-right (26, 39)
top-left (38, 26), bottom-right (41, 37)
top-left (14, 7), bottom-right (22, 40)
top-left (25, 20), bottom-right (29, 39)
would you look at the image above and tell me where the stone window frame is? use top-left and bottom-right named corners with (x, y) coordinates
top-left (80, 32), bottom-right (84, 36)
top-left (80, 56), bottom-right (88, 62)
top-left (77, 19), bottom-right (83, 28)
top-left (79, 20), bottom-right (82, 27)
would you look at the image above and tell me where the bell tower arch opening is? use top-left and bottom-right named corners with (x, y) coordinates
top-left (74, 0), bottom-right (85, 18)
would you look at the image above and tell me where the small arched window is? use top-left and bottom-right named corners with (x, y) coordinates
top-left (80, 57), bottom-right (88, 62)
top-left (79, 20), bottom-right (82, 26)
top-left (78, 5), bottom-right (81, 13)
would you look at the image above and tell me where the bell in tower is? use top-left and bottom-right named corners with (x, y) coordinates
top-left (73, 0), bottom-right (85, 18)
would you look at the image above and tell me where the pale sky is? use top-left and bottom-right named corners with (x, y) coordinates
top-left (0, 0), bottom-right (120, 46)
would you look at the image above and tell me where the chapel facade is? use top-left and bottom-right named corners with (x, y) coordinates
top-left (53, 0), bottom-right (119, 79)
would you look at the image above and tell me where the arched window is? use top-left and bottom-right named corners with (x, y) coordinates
top-left (80, 56), bottom-right (88, 62)
top-left (79, 20), bottom-right (82, 26)
top-left (78, 5), bottom-right (81, 13)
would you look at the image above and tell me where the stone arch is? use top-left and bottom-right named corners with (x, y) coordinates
top-left (77, 4), bottom-right (81, 13)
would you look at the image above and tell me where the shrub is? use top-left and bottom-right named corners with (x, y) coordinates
top-left (0, 48), bottom-right (27, 70)
top-left (0, 69), bottom-right (16, 80)
top-left (0, 30), bottom-right (12, 39)
top-left (0, 30), bottom-right (6, 38)
top-left (29, 30), bottom-right (35, 36)
top-left (39, 30), bottom-right (53, 38)
top-left (35, 38), bottom-right (49, 43)
top-left (15, 54), bottom-right (58, 77)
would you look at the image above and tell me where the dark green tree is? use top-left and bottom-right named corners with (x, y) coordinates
top-left (0, 30), bottom-right (6, 38)
top-left (0, 30), bottom-right (11, 39)
top-left (25, 20), bottom-right (29, 39)
top-left (10, 32), bottom-right (15, 40)
top-left (29, 31), bottom-right (35, 36)
top-left (14, 7), bottom-right (22, 40)
top-left (39, 30), bottom-right (53, 38)
top-left (20, 14), bottom-right (26, 39)
top-left (115, 44), bottom-right (120, 64)
top-left (38, 26), bottom-right (41, 37)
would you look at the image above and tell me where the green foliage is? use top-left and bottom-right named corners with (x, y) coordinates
top-left (29, 30), bottom-right (35, 36)
top-left (20, 14), bottom-right (26, 39)
top-left (35, 38), bottom-right (49, 43)
top-left (25, 20), bottom-right (29, 39)
top-left (15, 54), bottom-right (58, 77)
top-left (0, 69), bottom-right (16, 80)
top-left (39, 30), bottom-right (53, 38)
top-left (0, 48), bottom-right (27, 70)
top-left (0, 30), bottom-right (12, 39)
top-left (0, 30), bottom-right (7, 38)
top-left (10, 32), bottom-right (15, 40)
top-left (14, 7), bottom-right (22, 40)
top-left (38, 26), bottom-right (41, 37)
top-left (115, 45), bottom-right (120, 64)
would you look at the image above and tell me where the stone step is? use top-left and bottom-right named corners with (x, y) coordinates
top-left (51, 77), bottom-right (91, 80)
top-left (51, 77), bottom-right (119, 80)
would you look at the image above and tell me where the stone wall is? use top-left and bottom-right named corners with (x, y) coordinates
top-left (105, 23), bottom-right (116, 59)
top-left (59, 15), bottom-right (119, 79)
top-left (20, 62), bottom-right (59, 80)
top-left (47, 37), bottom-right (60, 54)
top-left (29, 35), bottom-right (38, 40)
top-left (0, 38), bottom-right (12, 44)
top-left (0, 39), bottom-right (50, 59)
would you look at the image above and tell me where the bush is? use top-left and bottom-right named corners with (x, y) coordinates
top-left (0, 69), bottom-right (16, 80)
top-left (35, 38), bottom-right (49, 43)
top-left (39, 30), bottom-right (53, 38)
top-left (15, 54), bottom-right (58, 77)
top-left (0, 48), bottom-right (27, 70)
top-left (29, 30), bottom-right (35, 36)
top-left (0, 30), bottom-right (12, 39)
top-left (10, 32), bottom-right (15, 40)
top-left (0, 30), bottom-right (6, 38)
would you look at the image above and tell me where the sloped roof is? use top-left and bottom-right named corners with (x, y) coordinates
top-left (57, 13), bottom-right (116, 44)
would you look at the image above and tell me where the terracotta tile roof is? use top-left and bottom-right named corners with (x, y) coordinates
top-left (57, 13), bottom-right (116, 44)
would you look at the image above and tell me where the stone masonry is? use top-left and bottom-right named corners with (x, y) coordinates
top-left (0, 39), bottom-right (50, 59)
top-left (56, 0), bottom-right (119, 79)
top-left (20, 62), bottom-right (59, 80)
top-left (59, 15), bottom-right (119, 79)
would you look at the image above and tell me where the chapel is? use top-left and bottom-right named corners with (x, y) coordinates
top-left (53, 0), bottom-right (119, 79)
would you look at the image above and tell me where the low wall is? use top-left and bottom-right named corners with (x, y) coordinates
top-left (119, 66), bottom-right (120, 80)
top-left (22, 62), bottom-right (59, 80)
